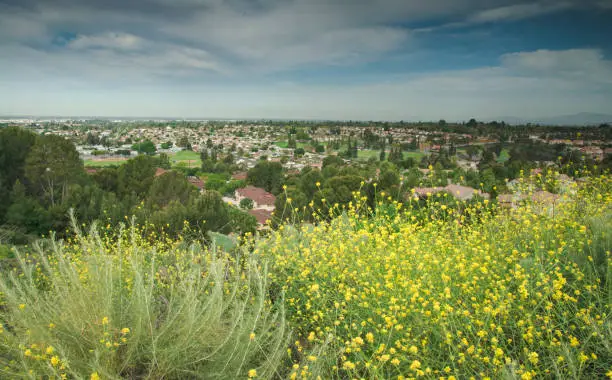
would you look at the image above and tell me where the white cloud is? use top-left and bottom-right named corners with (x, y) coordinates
top-left (0, 35), bottom-right (224, 86)
top-left (68, 32), bottom-right (144, 50)
top-left (500, 49), bottom-right (612, 83)
top-left (2, 48), bottom-right (610, 120)
top-left (468, 2), bottom-right (572, 23)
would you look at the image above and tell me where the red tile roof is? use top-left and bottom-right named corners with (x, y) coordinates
top-left (236, 186), bottom-right (276, 206)
top-left (248, 209), bottom-right (273, 225)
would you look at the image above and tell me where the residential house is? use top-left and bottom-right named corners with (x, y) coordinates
top-left (235, 186), bottom-right (276, 211)
top-left (411, 184), bottom-right (489, 201)
top-left (248, 209), bottom-right (274, 228)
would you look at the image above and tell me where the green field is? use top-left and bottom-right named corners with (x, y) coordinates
top-left (170, 150), bottom-right (201, 167)
top-left (274, 141), bottom-right (308, 149)
top-left (356, 149), bottom-right (380, 160)
top-left (84, 150), bottom-right (202, 169)
top-left (404, 151), bottom-right (425, 159)
top-left (356, 149), bottom-right (424, 161)
top-left (83, 158), bottom-right (127, 167)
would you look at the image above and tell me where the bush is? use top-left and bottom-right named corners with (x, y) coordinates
top-left (240, 197), bottom-right (254, 210)
top-left (0, 219), bottom-right (290, 379)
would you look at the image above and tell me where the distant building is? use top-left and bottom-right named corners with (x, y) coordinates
top-left (235, 186), bottom-right (276, 211)
top-left (248, 209), bottom-right (274, 227)
top-left (411, 184), bottom-right (489, 201)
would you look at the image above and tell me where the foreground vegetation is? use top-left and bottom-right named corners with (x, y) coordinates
top-left (0, 221), bottom-right (289, 379)
top-left (1, 175), bottom-right (611, 378)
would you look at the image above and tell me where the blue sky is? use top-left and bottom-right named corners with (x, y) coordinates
top-left (1, 0), bottom-right (611, 120)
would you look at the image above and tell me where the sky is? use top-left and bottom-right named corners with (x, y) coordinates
top-left (1, 0), bottom-right (611, 121)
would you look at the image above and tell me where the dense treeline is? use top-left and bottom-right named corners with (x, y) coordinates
top-left (0, 127), bottom-right (256, 244)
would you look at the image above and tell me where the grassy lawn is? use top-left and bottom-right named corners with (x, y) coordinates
top-left (84, 159), bottom-right (128, 167)
top-left (355, 149), bottom-right (425, 161)
top-left (357, 149), bottom-right (380, 160)
top-left (274, 141), bottom-right (308, 149)
top-left (404, 151), bottom-right (425, 159)
top-left (84, 150), bottom-right (203, 169)
top-left (170, 150), bottom-right (201, 168)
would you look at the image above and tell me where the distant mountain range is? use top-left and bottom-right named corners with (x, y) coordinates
top-left (492, 113), bottom-right (612, 126)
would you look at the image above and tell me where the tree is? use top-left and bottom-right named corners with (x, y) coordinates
top-left (85, 132), bottom-right (100, 145)
top-left (200, 149), bottom-right (209, 160)
top-left (132, 140), bottom-right (156, 155)
top-left (148, 171), bottom-right (194, 208)
top-left (0, 127), bottom-right (37, 220)
top-left (322, 155), bottom-right (344, 169)
top-left (387, 144), bottom-right (403, 164)
top-left (161, 141), bottom-right (173, 149)
top-left (157, 153), bottom-right (172, 169)
top-left (178, 136), bottom-right (191, 150)
top-left (325, 175), bottom-right (362, 205)
top-left (117, 155), bottom-right (157, 198)
top-left (92, 167), bottom-right (119, 193)
top-left (5, 180), bottom-right (50, 235)
top-left (466, 145), bottom-right (481, 160)
top-left (296, 129), bottom-right (310, 141)
top-left (408, 137), bottom-right (418, 151)
top-left (25, 134), bottom-right (84, 206)
top-left (247, 161), bottom-right (283, 194)
top-left (300, 169), bottom-right (323, 198)
top-left (378, 162), bottom-right (400, 193)
top-left (288, 135), bottom-right (297, 149)
top-left (239, 197), bottom-right (254, 210)
top-left (227, 206), bottom-right (257, 235)
top-left (188, 191), bottom-right (231, 234)
top-left (223, 153), bottom-right (235, 165)
top-left (201, 159), bottom-right (215, 173)
top-left (294, 148), bottom-right (305, 157)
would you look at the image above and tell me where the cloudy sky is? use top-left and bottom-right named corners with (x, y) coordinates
top-left (1, 0), bottom-right (611, 120)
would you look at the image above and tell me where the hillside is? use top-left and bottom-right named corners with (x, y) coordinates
top-left (1, 175), bottom-right (611, 379)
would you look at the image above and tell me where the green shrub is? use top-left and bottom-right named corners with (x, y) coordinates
top-left (0, 220), bottom-right (290, 379)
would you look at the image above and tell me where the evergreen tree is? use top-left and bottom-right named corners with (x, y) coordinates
top-left (25, 134), bottom-right (84, 206)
